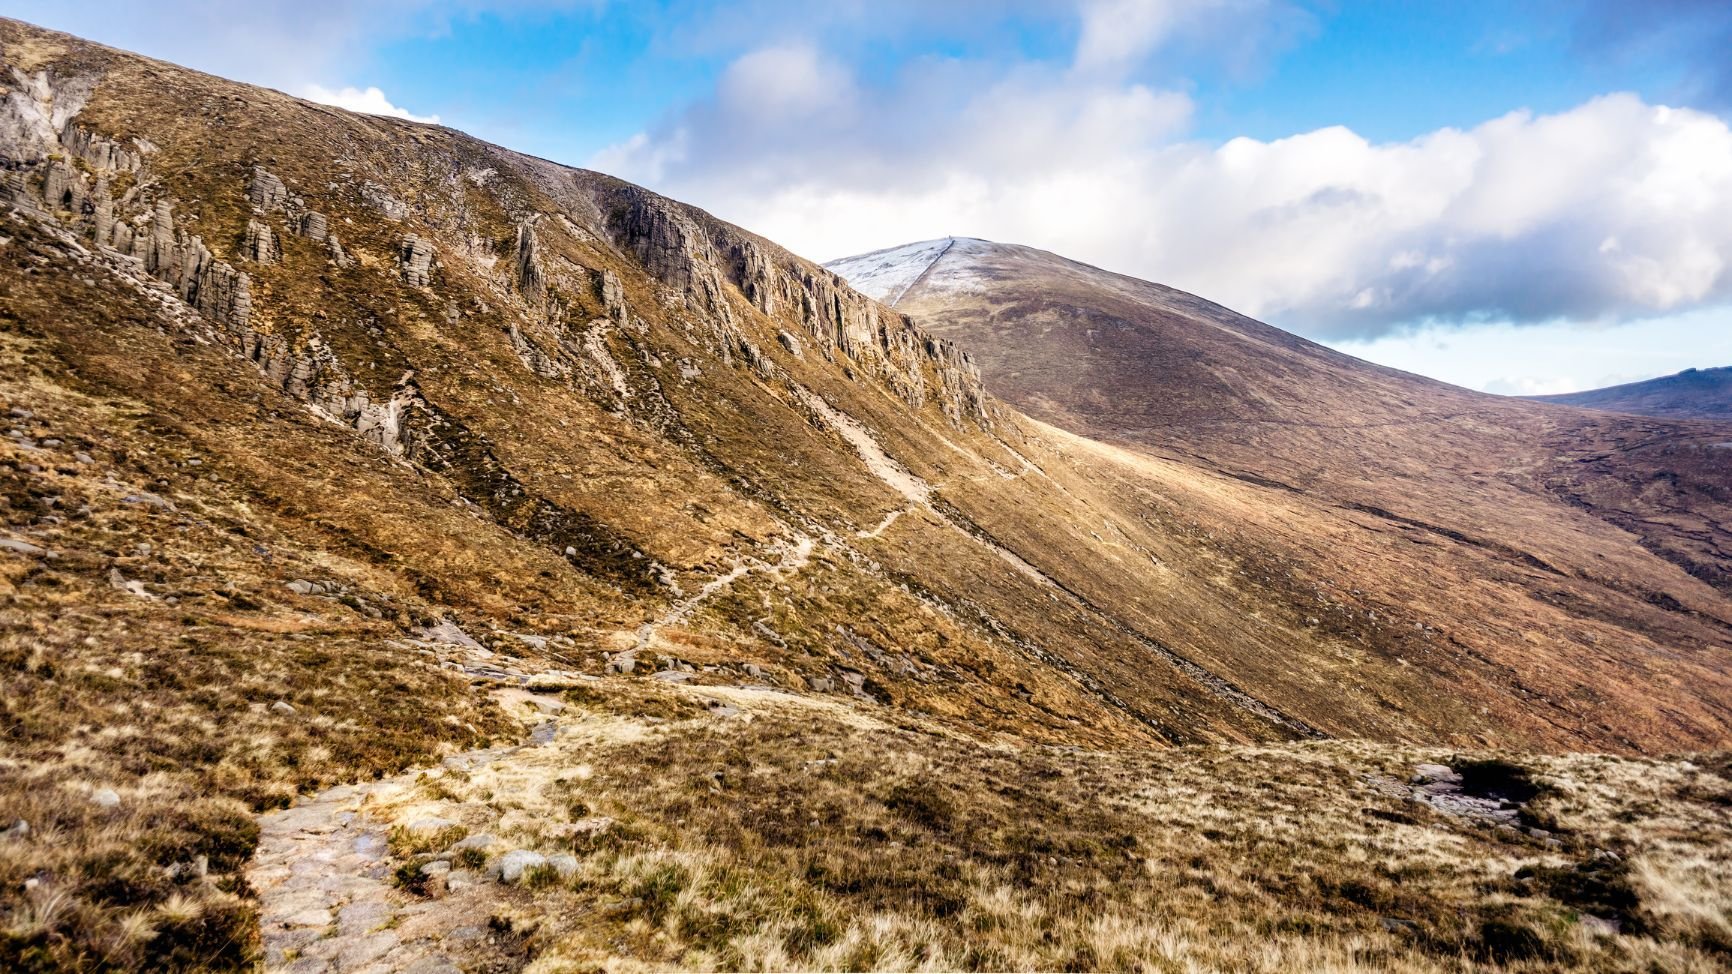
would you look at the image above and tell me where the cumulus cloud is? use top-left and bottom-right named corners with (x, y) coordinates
top-left (300, 84), bottom-right (442, 124)
top-left (593, 42), bottom-right (1194, 196)
top-left (599, 40), bottom-right (1732, 340)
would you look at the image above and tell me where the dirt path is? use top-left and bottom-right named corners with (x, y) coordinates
top-left (248, 624), bottom-right (588, 973)
top-left (629, 531), bottom-right (812, 653)
top-left (251, 749), bottom-right (523, 974)
top-left (247, 643), bottom-right (876, 972)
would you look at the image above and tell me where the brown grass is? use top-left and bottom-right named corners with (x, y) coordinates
top-left (0, 378), bottom-right (512, 970)
top-left (353, 682), bottom-right (1732, 973)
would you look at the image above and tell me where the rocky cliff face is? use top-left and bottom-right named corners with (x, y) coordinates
top-left (0, 57), bottom-right (993, 479)
top-left (600, 184), bottom-right (990, 425)
top-left (1, 66), bottom-right (256, 332)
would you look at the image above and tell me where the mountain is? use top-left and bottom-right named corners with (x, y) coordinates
top-left (2, 21), bottom-right (1730, 972)
top-left (832, 234), bottom-right (1732, 723)
top-left (831, 237), bottom-right (1732, 594)
top-left (1532, 366), bottom-right (1732, 420)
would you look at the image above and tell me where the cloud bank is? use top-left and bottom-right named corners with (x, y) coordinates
top-left (599, 40), bottom-right (1732, 340)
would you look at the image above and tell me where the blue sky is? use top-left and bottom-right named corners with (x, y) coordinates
top-left (13, 0), bottom-right (1732, 394)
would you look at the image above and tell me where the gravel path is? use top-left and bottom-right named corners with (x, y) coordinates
top-left (250, 622), bottom-right (564, 973)
top-left (251, 744), bottom-right (528, 973)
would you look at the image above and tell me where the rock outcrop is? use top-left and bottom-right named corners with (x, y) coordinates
top-left (244, 219), bottom-right (280, 264)
top-left (363, 181), bottom-right (409, 221)
top-left (128, 202), bottom-right (254, 327)
top-left (400, 234), bottom-right (434, 286)
top-left (297, 210), bottom-right (328, 243)
top-left (0, 67), bottom-right (96, 162)
top-left (599, 186), bottom-right (989, 426)
top-left (513, 217), bottom-right (547, 306)
top-left (327, 233), bottom-right (352, 268)
top-left (0, 68), bottom-right (253, 328)
top-left (247, 166), bottom-right (290, 213)
top-left (240, 330), bottom-right (421, 456)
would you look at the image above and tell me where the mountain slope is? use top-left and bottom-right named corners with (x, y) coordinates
top-left (2, 21), bottom-right (1731, 971)
top-left (832, 237), bottom-right (1732, 593)
top-left (833, 236), bottom-right (1732, 734)
top-left (1533, 365), bottom-right (1732, 420)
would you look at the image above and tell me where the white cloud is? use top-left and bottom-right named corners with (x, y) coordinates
top-left (717, 43), bottom-right (855, 122)
top-left (598, 47), bottom-right (1732, 341)
top-left (1075, 0), bottom-right (1188, 72)
top-left (300, 84), bottom-right (442, 124)
top-left (1073, 0), bottom-right (1306, 76)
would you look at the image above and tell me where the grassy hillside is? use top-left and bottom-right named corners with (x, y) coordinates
top-left (0, 19), bottom-right (1727, 972)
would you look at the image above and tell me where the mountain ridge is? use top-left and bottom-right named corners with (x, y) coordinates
top-left (1532, 365), bottom-right (1732, 420)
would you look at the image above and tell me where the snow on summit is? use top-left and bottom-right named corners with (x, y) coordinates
top-left (827, 237), bottom-right (995, 306)
top-left (826, 239), bottom-right (952, 304)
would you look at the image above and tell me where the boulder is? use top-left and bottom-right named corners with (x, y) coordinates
top-left (1411, 763), bottom-right (1460, 785)
top-left (496, 849), bottom-right (546, 884)
top-left (0, 537), bottom-right (46, 557)
top-left (90, 788), bottom-right (120, 810)
top-left (449, 832), bottom-right (497, 852)
top-left (417, 620), bottom-right (483, 651)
